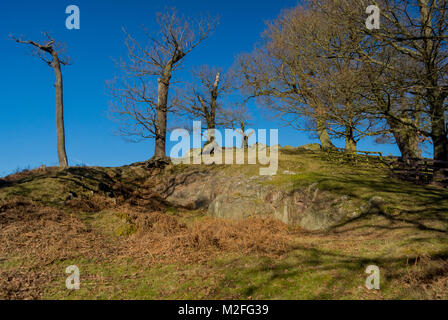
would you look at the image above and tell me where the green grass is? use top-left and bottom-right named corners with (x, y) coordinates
top-left (39, 232), bottom-right (448, 299)
top-left (35, 202), bottom-right (448, 300)
top-left (2, 148), bottom-right (448, 300)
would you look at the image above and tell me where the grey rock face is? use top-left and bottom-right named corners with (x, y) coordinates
top-left (162, 168), bottom-right (359, 231)
top-left (208, 183), bottom-right (353, 231)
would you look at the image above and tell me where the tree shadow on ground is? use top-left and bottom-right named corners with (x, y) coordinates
top-left (219, 242), bottom-right (448, 299)
top-left (289, 170), bottom-right (448, 234)
top-left (219, 165), bottom-right (448, 298)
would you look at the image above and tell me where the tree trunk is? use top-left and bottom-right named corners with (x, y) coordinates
top-left (387, 118), bottom-right (421, 160)
top-left (316, 118), bottom-right (335, 150)
top-left (242, 136), bottom-right (249, 149)
top-left (419, 2), bottom-right (448, 162)
top-left (52, 55), bottom-right (68, 168)
top-left (205, 118), bottom-right (216, 146)
top-left (344, 126), bottom-right (356, 152)
top-left (431, 99), bottom-right (448, 162)
top-left (202, 72), bottom-right (220, 148)
top-left (241, 122), bottom-right (249, 149)
top-left (206, 72), bottom-right (220, 146)
top-left (154, 77), bottom-right (169, 160)
top-left (431, 104), bottom-right (448, 181)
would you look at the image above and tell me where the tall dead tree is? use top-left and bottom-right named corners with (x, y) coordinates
top-left (180, 66), bottom-right (233, 145)
top-left (114, 8), bottom-right (218, 163)
top-left (12, 33), bottom-right (69, 168)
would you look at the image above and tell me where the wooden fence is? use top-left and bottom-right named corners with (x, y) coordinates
top-left (385, 157), bottom-right (448, 185)
top-left (323, 147), bottom-right (448, 186)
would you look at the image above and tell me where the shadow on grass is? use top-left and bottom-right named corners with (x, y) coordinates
top-left (219, 243), bottom-right (448, 299)
top-left (288, 170), bottom-right (448, 234)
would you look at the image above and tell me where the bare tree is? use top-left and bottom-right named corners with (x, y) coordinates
top-left (112, 8), bottom-right (218, 164)
top-left (222, 101), bottom-right (254, 149)
top-left (315, 0), bottom-right (447, 160)
top-left (107, 76), bottom-right (160, 141)
top-left (179, 65), bottom-right (233, 145)
top-left (237, 5), bottom-right (379, 151)
top-left (375, 0), bottom-right (447, 161)
top-left (12, 33), bottom-right (69, 168)
top-left (362, 53), bottom-right (425, 159)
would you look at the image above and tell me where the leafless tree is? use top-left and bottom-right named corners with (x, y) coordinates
top-left (221, 100), bottom-right (254, 149)
top-left (315, 0), bottom-right (447, 160)
top-left (362, 51), bottom-right (425, 159)
top-left (376, 0), bottom-right (447, 161)
top-left (107, 76), bottom-right (159, 141)
top-left (237, 5), bottom-right (379, 151)
top-left (110, 8), bottom-right (218, 163)
top-left (179, 65), bottom-right (233, 145)
top-left (12, 33), bottom-right (70, 168)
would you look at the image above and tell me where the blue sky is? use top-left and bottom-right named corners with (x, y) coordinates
top-left (0, 0), bottom-right (405, 176)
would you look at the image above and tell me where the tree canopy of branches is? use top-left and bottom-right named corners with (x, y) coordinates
top-left (237, 0), bottom-right (447, 161)
top-left (179, 65), bottom-right (233, 144)
top-left (222, 101), bottom-right (254, 149)
top-left (314, 0), bottom-right (447, 160)
top-left (236, 5), bottom-right (375, 150)
top-left (108, 8), bottom-right (218, 162)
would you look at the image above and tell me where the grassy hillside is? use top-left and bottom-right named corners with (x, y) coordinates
top-left (1, 147), bottom-right (447, 299)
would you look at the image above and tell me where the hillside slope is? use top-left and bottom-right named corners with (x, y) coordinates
top-left (1, 147), bottom-right (447, 299)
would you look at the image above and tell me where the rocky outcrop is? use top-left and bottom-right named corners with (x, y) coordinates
top-left (161, 168), bottom-right (362, 231)
top-left (208, 183), bottom-right (358, 231)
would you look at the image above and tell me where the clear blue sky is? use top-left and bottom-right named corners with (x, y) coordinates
top-left (0, 0), bottom-right (406, 176)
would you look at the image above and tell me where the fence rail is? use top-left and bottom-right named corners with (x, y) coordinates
top-left (323, 147), bottom-right (448, 186)
top-left (385, 157), bottom-right (448, 185)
